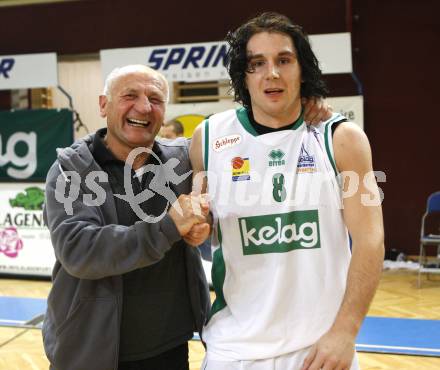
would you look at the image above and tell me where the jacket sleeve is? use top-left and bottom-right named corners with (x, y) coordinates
top-left (43, 162), bottom-right (181, 280)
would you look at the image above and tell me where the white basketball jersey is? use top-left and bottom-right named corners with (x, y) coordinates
top-left (201, 108), bottom-right (351, 361)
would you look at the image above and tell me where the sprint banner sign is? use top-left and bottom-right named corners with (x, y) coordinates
top-left (0, 183), bottom-right (54, 277)
top-left (0, 109), bottom-right (73, 181)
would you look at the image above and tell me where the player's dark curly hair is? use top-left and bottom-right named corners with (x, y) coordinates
top-left (226, 12), bottom-right (329, 110)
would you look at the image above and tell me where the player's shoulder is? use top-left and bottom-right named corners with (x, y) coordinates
top-left (317, 112), bottom-right (366, 143)
top-left (333, 121), bottom-right (367, 145)
top-left (207, 108), bottom-right (238, 125)
top-left (332, 120), bottom-right (371, 172)
top-left (192, 109), bottom-right (238, 138)
top-left (316, 112), bottom-right (346, 131)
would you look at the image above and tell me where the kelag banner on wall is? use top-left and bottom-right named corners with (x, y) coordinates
top-left (0, 109), bottom-right (73, 181)
top-left (0, 183), bottom-right (54, 277)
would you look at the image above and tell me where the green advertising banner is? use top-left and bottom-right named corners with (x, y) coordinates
top-left (0, 109), bottom-right (73, 181)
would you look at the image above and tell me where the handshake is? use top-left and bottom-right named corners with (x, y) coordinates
top-left (168, 192), bottom-right (211, 247)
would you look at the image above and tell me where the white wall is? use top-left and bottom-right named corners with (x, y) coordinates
top-left (52, 59), bottom-right (105, 139)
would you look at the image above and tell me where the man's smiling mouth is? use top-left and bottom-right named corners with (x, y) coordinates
top-left (127, 118), bottom-right (150, 127)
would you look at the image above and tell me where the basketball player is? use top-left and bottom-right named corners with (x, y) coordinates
top-left (189, 12), bottom-right (385, 370)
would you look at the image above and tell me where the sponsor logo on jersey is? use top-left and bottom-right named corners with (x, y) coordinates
top-left (268, 149), bottom-right (285, 167)
top-left (231, 156), bottom-right (250, 181)
top-left (213, 134), bottom-right (242, 152)
top-left (238, 210), bottom-right (320, 255)
top-left (297, 144), bottom-right (316, 173)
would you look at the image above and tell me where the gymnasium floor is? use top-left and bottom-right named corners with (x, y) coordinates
top-left (0, 270), bottom-right (439, 370)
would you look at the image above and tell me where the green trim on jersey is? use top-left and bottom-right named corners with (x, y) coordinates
top-left (235, 107), bottom-right (305, 136)
top-left (236, 107), bottom-right (259, 136)
top-left (203, 119), bottom-right (209, 171)
top-left (323, 115), bottom-right (347, 177)
top-left (209, 222), bottom-right (227, 319)
top-left (324, 121), bottom-right (338, 177)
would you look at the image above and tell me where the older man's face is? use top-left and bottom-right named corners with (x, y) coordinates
top-left (99, 70), bottom-right (167, 156)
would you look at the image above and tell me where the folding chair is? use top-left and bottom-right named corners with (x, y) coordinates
top-left (418, 191), bottom-right (440, 287)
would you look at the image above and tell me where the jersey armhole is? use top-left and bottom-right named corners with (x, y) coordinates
top-left (201, 119), bottom-right (209, 171)
top-left (323, 118), bottom-right (346, 177)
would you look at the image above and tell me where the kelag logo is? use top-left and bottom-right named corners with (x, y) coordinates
top-left (238, 210), bottom-right (320, 255)
top-left (0, 58), bottom-right (15, 78)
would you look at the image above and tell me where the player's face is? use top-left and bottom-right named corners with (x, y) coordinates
top-left (245, 31), bottom-right (302, 126)
top-left (99, 70), bottom-right (167, 155)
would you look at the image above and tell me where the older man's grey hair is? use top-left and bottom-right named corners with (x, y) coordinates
top-left (102, 65), bottom-right (169, 102)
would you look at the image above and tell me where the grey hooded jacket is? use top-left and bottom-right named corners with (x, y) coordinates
top-left (42, 133), bottom-right (210, 370)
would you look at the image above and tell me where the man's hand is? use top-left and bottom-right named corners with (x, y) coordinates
top-left (302, 97), bottom-right (333, 125)
top-left (168, 192), bottom-right (209, 237)
top-left (184, 222), bottom-right (211, 247)
top-left (183, 193), bottom-right (211, 246)
top-left (301, 329), bottom-right (355, 370)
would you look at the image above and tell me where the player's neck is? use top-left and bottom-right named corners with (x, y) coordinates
top-left (252, 105), bottom-right (302, 129)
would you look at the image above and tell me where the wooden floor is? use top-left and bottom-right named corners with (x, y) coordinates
top-left (0, 270), bottom-right (439, 369)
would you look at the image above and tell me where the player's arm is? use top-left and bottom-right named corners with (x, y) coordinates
top-left (302, 122), bottom-right (385, 370)
top-left (184, 122), bottom-right (211, 246)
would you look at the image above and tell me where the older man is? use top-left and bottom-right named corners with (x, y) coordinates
top-left (43, 65), bottom-right (210, 370)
